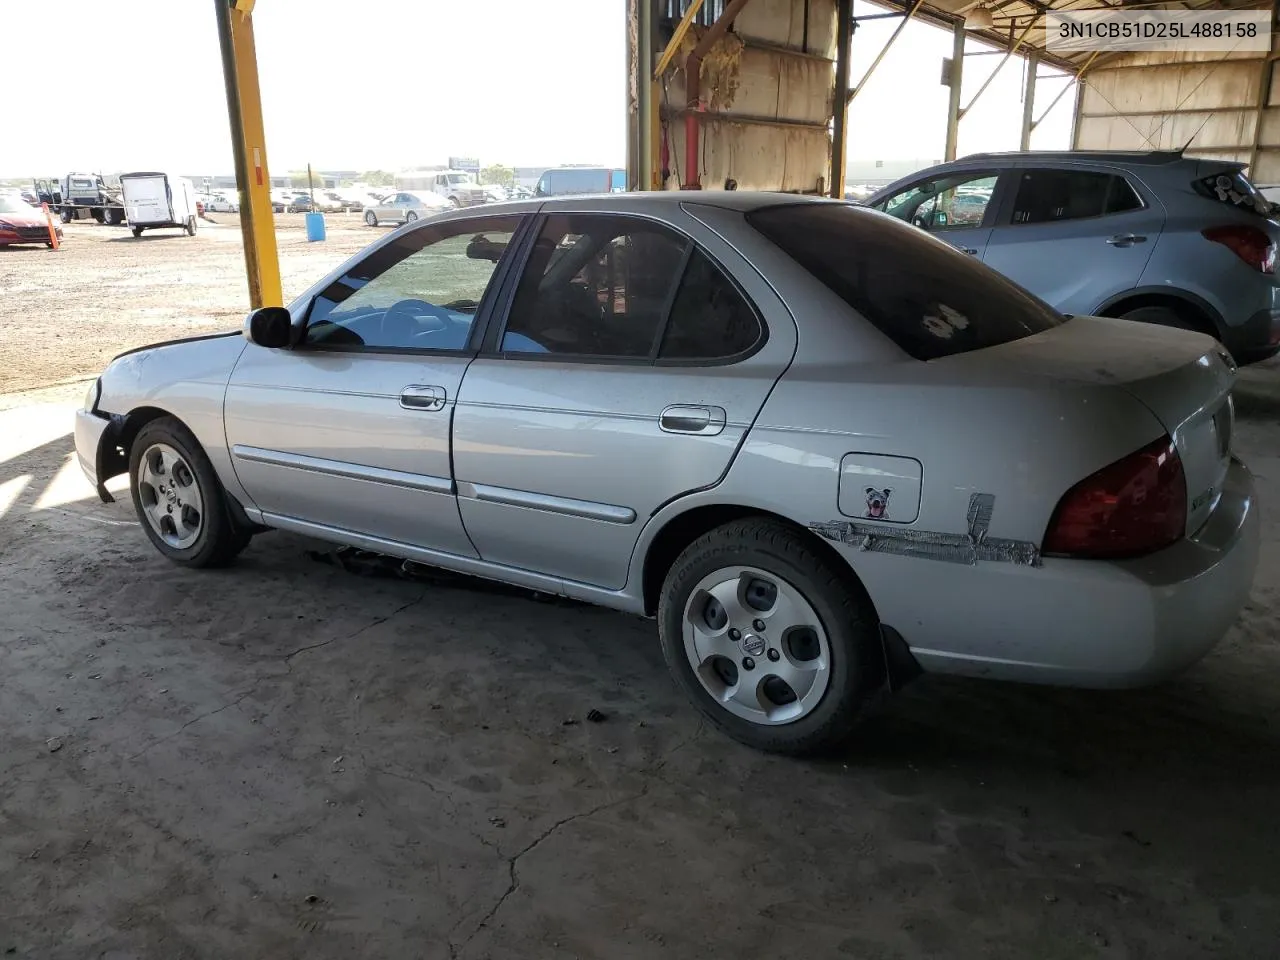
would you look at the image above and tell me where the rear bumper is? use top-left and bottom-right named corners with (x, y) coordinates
top-left (1222, 307), bottom-right (1280, 364)
top-left (855, 458), bottom-right (1259, 688)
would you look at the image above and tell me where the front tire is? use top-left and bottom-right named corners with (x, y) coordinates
top-left (185, 216), bottom-right (197, 236)
top-left (131, 226), bottom-right (144, 238)
top-left (658, 518), bottom-right (884, 755)
top-left (364, 210), bottom-right (378, 226)
top-left (129, 417), bottom-right (250, 568)
top-left (405, 210), bottom-right (418, 223)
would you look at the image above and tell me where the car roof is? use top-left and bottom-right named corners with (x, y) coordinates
top-left (958, 149), bottom-right (1188, 167)
top-left (535, 190), bottom-right (839, 213)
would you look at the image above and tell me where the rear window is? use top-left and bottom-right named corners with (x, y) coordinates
top-left (1194, 169), bottom-right (1274, 217)
top-left (747, 203), bottom-right (1063, 361)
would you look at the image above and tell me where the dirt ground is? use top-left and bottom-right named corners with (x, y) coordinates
top-left (2, 219), bottom-right (1280, 959)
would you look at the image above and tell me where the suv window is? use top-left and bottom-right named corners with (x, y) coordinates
top-left (1011, 170), bottom-right (1143, 224)
top-left (304, 216), bottom-right (519, 351)
top-left (1193, 168), bottom-right (1274, 216)
top-left (875, 172), bottom-right (997, 231)
top-left (748, 203), bottom-right (1063, 362)
top-left (659, 250), bottom-right (762, 360)
top-left (501, 214), bottom-right (690, 358)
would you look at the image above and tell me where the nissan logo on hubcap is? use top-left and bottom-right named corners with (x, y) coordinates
top-left (742, 634), bottom-right (766, 657)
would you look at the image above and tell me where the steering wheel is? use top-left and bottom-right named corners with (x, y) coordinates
top-left (380, 298), bottom-right (470, 348)
top-left (911, 212), bottom-right (932, 229)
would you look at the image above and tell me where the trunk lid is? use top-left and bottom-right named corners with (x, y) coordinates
top-left (950, 315), bottom-right (1236, 536)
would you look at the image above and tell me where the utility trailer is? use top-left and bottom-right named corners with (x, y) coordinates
top-left (119, 172), bottom-right (199, 237)
top-left (33, 173), bottom-right (126, 225)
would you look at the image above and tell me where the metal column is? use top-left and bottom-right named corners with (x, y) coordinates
top-left (636, 0), bottom-right (656, 191)
top-left (214, 0), bottom-right (281, 309)
top-left (944, 21), bottom-right (964, 161)
top-left (831, 0), bottom-right (853, 197)
top-left (1019, 50), bottom-right (1038, 151)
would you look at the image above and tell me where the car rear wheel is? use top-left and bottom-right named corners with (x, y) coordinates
top-left (131, 226), bottom-right (144, 238)
top-left (405, 210), bottom-right (418, 222)
top-left (1120, 305), bottom-right (1205, 334)
top-left (185, 216), bottom-right (197, 236)
top-left (129, 417), bottom-right (251, 568)
top-left (658, 518), bottom-right (884, 755)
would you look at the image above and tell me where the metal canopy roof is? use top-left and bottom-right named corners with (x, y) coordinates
top-left (862, 0), bottom-right (1268, 73)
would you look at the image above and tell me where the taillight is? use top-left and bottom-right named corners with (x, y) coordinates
top-left (1043, 437), bottom-right (1186, 559)
top-left (1202, 225), bottom-right (1276, 274)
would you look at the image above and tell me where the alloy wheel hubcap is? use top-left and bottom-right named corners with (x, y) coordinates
top-left (136, 443), bottom-right (204, 549)
top-left (682, 565), bottom-right (831, 725)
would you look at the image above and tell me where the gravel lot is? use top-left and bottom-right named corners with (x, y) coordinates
top-left (2, 217), bottom-right (1280, 959)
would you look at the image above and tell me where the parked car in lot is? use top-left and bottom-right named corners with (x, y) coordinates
top-left (74, 193), bottom-right (1258, 754)
top-left (286, 194), bottom-right (317, 213)
top-left (362, 190), bottom-right (451, 226)
top-left (203, 193), bottom-right (239, 213)
top-left (0, 191), bottom-right (61, 246)
top-left (866, 150), bottom-right (1280, 364)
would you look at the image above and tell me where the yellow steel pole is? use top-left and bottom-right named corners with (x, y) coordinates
top-left (215, 0), bottom-right (282, 308)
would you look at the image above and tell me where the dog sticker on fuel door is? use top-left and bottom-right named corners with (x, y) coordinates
top-left (864, 487), bottom-right (892, 520)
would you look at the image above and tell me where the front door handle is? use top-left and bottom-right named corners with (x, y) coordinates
top-left (951, 245), bottom-right (978, 255)
top-left (1106, 234), bottom-right (1147, 247)
top-left (660, 404), bottom-right (727, 435)
top-left (400, 384), bottom-right (446, 411)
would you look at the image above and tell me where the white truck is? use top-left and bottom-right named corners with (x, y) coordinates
top-left (426, 169), bottom-right (488, 207)
top-left (119, 172), bottom-right (199, 238)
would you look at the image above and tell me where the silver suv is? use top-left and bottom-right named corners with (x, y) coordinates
top-left (866, 150), bottom-right (1280, 364)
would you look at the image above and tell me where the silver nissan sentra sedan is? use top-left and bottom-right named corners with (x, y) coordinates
top-left (74, 192), bottom-right (1260, 755)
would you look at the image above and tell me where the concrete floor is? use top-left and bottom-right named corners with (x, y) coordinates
top-left (2, 380), bottom-right (1279, 960)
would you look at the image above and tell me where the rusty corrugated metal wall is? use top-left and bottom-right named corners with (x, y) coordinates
top-left (657, 0), bottom-right (839, 192)
top-left (1074, 38), bottom-right (1280, 183)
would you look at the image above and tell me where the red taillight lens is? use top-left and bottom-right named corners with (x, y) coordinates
top-left (1202, 225), bottom-right (1276, 274)
top-left (1043, 437), bottom-right (1186, 559)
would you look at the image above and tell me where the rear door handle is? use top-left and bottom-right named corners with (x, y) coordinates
top-left (400, 384), bottom-right (446, 411)
top-left (1106, 234), bottom-right (1147, 246)
top-left (660, 404), bottom-right (727, 435)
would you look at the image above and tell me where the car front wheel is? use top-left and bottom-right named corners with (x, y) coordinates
top-left (658, 518), bottom-right (884, 755)
top-left (364, 210), bottom-right (378, 226)
top-left (129, 417), bottom-right (250, 568)
top-left (405, 210), bottom-right (418, 222)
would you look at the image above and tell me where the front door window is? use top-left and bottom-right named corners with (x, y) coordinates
top-left (877, 173), bottom-right (999, 231)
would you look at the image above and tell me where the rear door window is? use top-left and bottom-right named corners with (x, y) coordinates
top-left (1010, 169), bottom-right (1144, 224)
top-left (748, 203), bottom-right (1063, 361)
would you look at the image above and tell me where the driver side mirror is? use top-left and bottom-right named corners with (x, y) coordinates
top-left (245, 306), bottom-right (294, 349)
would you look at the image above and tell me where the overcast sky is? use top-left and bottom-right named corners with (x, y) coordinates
top-left (0, 0), bottom-right (1072, 178)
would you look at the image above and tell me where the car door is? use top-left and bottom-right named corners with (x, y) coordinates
top-left (981, 165), bottom-right (1165, 316)
top-left (223, 213), bottom-right (525, 555)
top-left (871, 168), bottom-right (1008, 259)
top-left (450, 204), bottom-right (796, 590)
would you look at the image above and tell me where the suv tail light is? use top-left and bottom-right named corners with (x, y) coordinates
top-left (1043, 437), bottom-right (1186, 559)
top-left (1202, 225), bottom-right (1277, 274)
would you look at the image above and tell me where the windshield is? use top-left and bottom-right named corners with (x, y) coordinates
top-left (0, 194), bottom-right (34, 213)
top-left (447, 174), bottom-right (472, 184)
top-left (748, 203), bottom-right (1064, 361)
top-left (1194, 168), bottom-right (1273, 217)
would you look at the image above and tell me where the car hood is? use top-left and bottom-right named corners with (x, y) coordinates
top-left (0, 206), bottom-right (45, 226)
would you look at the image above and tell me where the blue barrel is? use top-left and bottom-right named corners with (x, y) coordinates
top-left (305, 211), bottom-right (326, 242)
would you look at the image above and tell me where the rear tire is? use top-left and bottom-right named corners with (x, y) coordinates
top-left (185, 216), bottom-right (197, 236)
top-left (59, 209), bottom-right (73, 224)
top-left (1120, 305), bottom-right (1204, 334)
top-left (131, 226), bottom-right (144, 238)
top-left (128, 417), bottom-right (251, 568)
top-left (657, 518), bottom-right (884, 755)
top-left (405, 210), bottom-right (418, 223)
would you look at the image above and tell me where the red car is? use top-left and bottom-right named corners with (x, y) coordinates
top-left (0, 193), bottom-right (62, 247)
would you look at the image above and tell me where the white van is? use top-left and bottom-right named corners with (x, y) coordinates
top-left (119, 172), bottom-right (199, 238)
